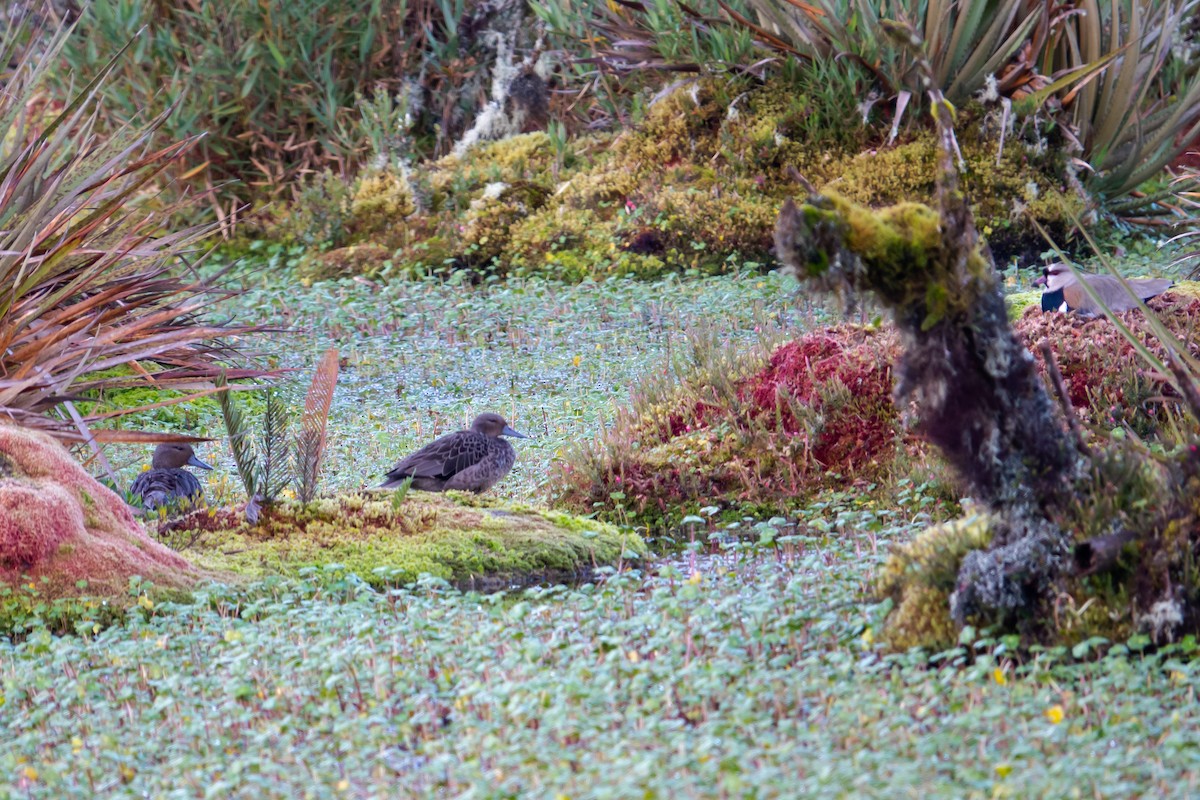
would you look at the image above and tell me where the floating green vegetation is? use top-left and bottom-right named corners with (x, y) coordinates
top-left (1, 490), bottom-right (1197, 797)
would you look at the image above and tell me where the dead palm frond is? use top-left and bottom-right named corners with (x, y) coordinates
top-left (294, 348), bottom-right (340, 503)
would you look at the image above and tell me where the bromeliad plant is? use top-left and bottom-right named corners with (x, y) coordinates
top-left (557, 0), bottom-right (1200, 218)
top-left (0, 9), bottom-right (270, 453)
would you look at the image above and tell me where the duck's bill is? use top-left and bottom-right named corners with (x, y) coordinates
top-left (502, 425), bottom-right (528, 439)
top-left (1032, 275), bottom-right (1047, 288)
top-left (188, 454), bottom-right (214, 470)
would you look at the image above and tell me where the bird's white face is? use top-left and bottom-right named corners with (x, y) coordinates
top-left (1040, 263), bottom-right (1076, 292)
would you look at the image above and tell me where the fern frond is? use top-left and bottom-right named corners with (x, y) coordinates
top-left (260, 388), bottom-right (292, 506)
top-left (216, 372), bottom-right (259, 501)
top-left (293, 348), bottom-right (339, 503)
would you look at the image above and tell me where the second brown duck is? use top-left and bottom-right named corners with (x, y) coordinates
top-left (381, 412), bottom-right (528, 493)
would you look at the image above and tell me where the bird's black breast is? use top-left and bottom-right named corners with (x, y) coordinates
top-left (1040, 288), bottom-right (1066, 312)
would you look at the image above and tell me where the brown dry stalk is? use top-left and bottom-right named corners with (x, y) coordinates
top-left (1038, 340), bottom-right (1091, 457)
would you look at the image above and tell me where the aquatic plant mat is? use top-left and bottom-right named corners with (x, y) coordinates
top-left (2, 492), bottom-right (1198, 796)
top-left (13, 265), bottom-right (1198, 796)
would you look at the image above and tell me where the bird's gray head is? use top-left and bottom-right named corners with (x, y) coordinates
top-left (471, 412), bottom-right (528, 439)
top-left (151, 443), bottom-right (213, 471)
top-left (1034, 262), bottom-right (1076, 292)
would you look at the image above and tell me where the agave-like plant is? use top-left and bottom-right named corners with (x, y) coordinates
top-left (0, 8), bottom-right (270, 450)
top-left (1061, 0), bottom-right (1200, 202)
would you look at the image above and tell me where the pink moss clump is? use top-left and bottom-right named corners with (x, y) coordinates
top-left (552, 326), bottom-right (909, 525)
top-left (1016, 294), bottom-right (1200, 439)
top-left (743, 333), bottom-right (901, 474)
top-left (0, 425), bottom-right (198, 598)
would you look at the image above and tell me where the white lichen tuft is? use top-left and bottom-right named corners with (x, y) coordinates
top-left (976, 74), bottom-right (1000, 104)
top-left (482, 181), bottom-right (509, 201)
top-left (1138, 597), bottom-right (1184, 643)
top-left (453, 18), bottom-right (546, 158)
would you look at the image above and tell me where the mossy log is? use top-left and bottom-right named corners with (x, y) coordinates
top-left (774, 190), bottom-right (1073, 509)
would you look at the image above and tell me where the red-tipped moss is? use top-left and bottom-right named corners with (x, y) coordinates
top-left (1018, 294), bottom-right (1200, 440)
top-left (552, 325), bottom-right (908, 527)
top-left (0, 426), bottom-right (198, 599)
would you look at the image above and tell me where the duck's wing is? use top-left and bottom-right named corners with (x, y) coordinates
top-left (385, 431), bottom-right (490, 482)
top-left (129, 469), bottom-right (203, 509)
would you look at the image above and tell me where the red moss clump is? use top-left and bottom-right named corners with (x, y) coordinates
top-left (552, 325), bottom-right (908, 524)
top-left (1016, 293), bottom-right (1200, 438)
top-left (745, 332), bottom-right (901, 474)
top-left (0, 425), bottom-right (198, 598)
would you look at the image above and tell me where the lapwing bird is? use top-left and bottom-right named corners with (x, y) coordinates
top-left (130, 443), bottom-right (213, 513)
top-left (1035, 263), bottom-right (1174, 315)
top-left (381, 412), bottom-right (528, 493)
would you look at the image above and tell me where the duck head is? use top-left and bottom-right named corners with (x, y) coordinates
top-left (151, 443), bottom-right (213, 471)
top-left (471, 412), bottom-right (528, 439)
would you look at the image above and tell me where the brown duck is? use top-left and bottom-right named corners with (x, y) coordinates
top-left (129, 443), bottom-right (213, 512)
top-left (381, 412), bottom-right (528, 493)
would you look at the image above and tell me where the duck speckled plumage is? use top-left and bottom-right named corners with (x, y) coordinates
top-left (381, 412), bottom-right (528, 493)
top-left (129, 443), bottom-right (213, 512)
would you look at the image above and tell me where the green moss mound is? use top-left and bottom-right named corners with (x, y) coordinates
top-left (877, 513), bottom-right (996, 651)
top-left (160, 492), bottom-right (643, 590)
top-left (271, 77), bottom-right (1084, 282)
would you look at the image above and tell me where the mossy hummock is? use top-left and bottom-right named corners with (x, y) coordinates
top-left (0, 425), bottom-right (199, 599)
top-left (160, 492), bottom-right (643, 591)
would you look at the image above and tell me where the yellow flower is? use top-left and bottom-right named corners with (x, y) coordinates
top-left (861, 628), bottom-right (874, 646)
top-left (994, 762), bottom-right (1012, 778)
top-left (1045, 704), bottom-right (1065, 724)
top-left (627, 650), bottom-right (640, 663)
top-left (992, 668), bottom-right (1007, 686)
top-left (223, 629), bottom-right (243, 643)
top-left (137, 594), bottom-right (154, 610)
top-left (337, 779), bottom-right (350, 791)
top-left (22, 766), bottom-right (37, 782)
top-left (572, 355), bottom-right (582, 367)
top-left (71, 737), bottom-right (83, 753)
top-left (688, 571), bottom-right (703, 585)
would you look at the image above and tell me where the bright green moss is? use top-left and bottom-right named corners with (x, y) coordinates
top-left (430, 132), bottom-right (559, 196)
top-left (351, 170), bottom-right (415, 234)
top-left (165, 492), bottom-right (642, 589)
top-left (1005, 290), bottom-right (1042, 320)
top-left (878, 513), bottom-right (996, 650)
